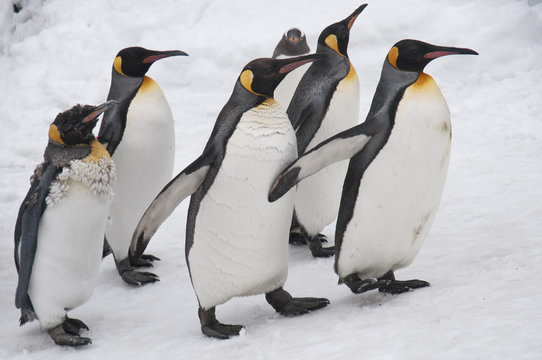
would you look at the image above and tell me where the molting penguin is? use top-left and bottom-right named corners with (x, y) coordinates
top-left (272, 28), bottom-right (311, 108)
top-left (98, 46), bottom-right (187, 285)
top-left (14, 101), bottom-right (117, 346)
top-left (132, 54), bottom-right (330, 339)
top-left (287, 4), bottom-right (366, 257)
top-left (270, 39), bottom-right (477, 295)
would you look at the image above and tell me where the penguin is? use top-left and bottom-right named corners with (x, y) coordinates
top-left (131, 54), bottom-right (330, 339)
top-left (271, 28), bottom-right (311, 108)
top-left (286, 4), bottom-right (366, 257)
top-left (269, 39), bottom-right (478, 294)
top-left (97, 46), bottom-right (187, 285)
top-left (14, 101), bottom-right (117, 346)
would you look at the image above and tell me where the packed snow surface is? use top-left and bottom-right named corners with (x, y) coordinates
top-left (0, 0), bottom-right (541, 359)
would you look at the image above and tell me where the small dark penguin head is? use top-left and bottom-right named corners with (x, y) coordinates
top-left (387, 39), bottom-right (478, 73)
top-left (317, 4), bottom-right (367, 57)
top-left (272, 28), bottom-right (310, 58)
top-left (49, 100), bottom-right (117, 146)
top-left (239, 54), bottom-right (325, 98)
top-left (113, 47), bottom-right (188, 77)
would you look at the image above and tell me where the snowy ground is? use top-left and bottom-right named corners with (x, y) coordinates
top-left (1, 0), bottom-right (541, 359)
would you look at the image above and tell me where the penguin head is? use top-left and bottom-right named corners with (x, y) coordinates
top-left (387, 39), bottom-right (478, 73)
top-left (317, 4), bottom-right (367, 58)
top-left (272, 28), bottom-right (310, 58)
top-left (113, 47), bottom-right (188, 77)
top-left (239, 54), bottom-right (325, 98)
top-left (49, 100), bottom-right (117, 146)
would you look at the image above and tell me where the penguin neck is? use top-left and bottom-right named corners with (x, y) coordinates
top-left (366, 60), bottom-right (419, 120)
top-left (230, 81), bottom-right (267, 109)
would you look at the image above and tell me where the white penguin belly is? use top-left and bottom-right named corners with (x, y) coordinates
top-left (274, 62), bottom-right (310, 109)
top-left (189, 101), bottom-right (296, 310)
top-left (337, 74), bottom-right (451, 279)
top-left (295, 70), bottom-right (360, 236)
top-left (29, 181), bottom-right (111, 329)
top-left (106, 78), bottom-right (175, 260)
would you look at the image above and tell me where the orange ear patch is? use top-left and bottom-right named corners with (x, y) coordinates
top-left (387, 47), bottom-right (399, 69)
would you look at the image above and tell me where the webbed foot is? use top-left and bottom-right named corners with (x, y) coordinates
top-left (265, 287), bottom-right (329, 316)
top-left (48, 321), bottom-right (91, 346)
top-left (118, 258), bottom-right (159, 286)
top-left (198, 307), bottom-right (244, 340)
top-left (342, 274), bottom-right (379, 294)
top-left (129, 254), bottom-right (161, 268)
top-left (307, 236), bottom-right (335, 258)
top-left (62, 317), bottom-right (89, 335)
top-left (377, 271), bottom-right (430, 294)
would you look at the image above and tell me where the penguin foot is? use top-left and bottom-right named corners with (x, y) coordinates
top-left (342, 274), bottom-right (380, 294)
top-left (129, 254), bottom-right (161, 268)
top-left (198, 307), bottom-right (244, 340)
top-left (308, 237), bottom-right (335, 258)
top-left (289, 231), bottom-right (307, 245)
top-left (265, 287), bottom-right (329, 316)
top-left (376, 270), bottom-right (430, 294)
top-left (62, 317), bottom-right (89, 335)
top-left (121, 269), bottom-right (160, 286)
top-left (48, 323), bottom-right (92, 346)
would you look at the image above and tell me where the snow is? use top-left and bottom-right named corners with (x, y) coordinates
top-left (1, 0), bottom-right (541, 359)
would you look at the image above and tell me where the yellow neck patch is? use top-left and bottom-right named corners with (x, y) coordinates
top-left (139, 76), bottom-right (158, 93)
top-left (388, 46), bottom-right (399, 69)
top-left (240, 70), bottom-right (265, 96)
top-left (113, 56), bottom-right (127, 76)
top-left (325, 34), bottom-right (344, 57)
top-left (84, 140), bottom-right (111, 163)
top-left (344, 62), bottom-right (358, 82)
top-left (48, 124), bottom-right (65, 145)
top-left (410, 72), bottom-right (437, 90)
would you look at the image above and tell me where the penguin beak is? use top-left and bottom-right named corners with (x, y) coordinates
top-left (82, 100), bottom-right (118, 124)
top-left (143, 50), bottom-right (189, 64)
top-left (344, 3), bottom-right (368, 29)
top-left (278, 53), bottom-right (325, 74)
top-left (424, 45), bottom-right (479, 60)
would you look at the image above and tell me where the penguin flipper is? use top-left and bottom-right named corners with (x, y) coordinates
top-left (14, 162), bottom-right (61, 309)
top-left (130, 151), bottom-right (215, 258)
top-left (269, 122), bottom-right (375, 202)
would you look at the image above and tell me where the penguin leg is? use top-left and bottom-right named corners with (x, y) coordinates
top-left (129, 254), bottom-right (161, 268)
top-left (377, 271), bottom-right (430, 294)
top-left (48, 319), bottom-right (91, 346)
top-left (198, 307), bottom-right (244, 340)
top-left (265, 287), bottom-right (329, 316)
top-left (117, 258), bottom-right (159, 286)
top-left (307, 235), bottom-right (335, 258)
top-left (62, 316), bottom-right (89, 335)
top-left (342, 274), bottom-right (379, 294)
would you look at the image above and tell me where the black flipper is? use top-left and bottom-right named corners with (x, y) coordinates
top-left (14, 162), bottom-right (61, 311)
top-left (130, 149), bottom-right (217, 259)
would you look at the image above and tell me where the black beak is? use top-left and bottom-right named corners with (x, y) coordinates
top-left (278, 53), bottom-right (326, 75)
top-left (343, 4), bottom-right (368, 30)
top-left (424, 45), bottom-right (479, 60)
top-left (143, 50), bottom-right (189, 64)
top-left (82, 100), bottom-right (118, 124)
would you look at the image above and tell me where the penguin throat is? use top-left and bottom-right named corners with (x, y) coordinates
top-left (84, 140), bottom-right (111, 163)
top-left (240, 70), bottom-right (266, 97)
top-left (325, 35), bottom-right (345, 57)
top-left (48, 124), bottom-right (66, 145)
top-left (113, 56), bottom-right (127, 76)
top-left (344, 62), bottom-right (358, 82)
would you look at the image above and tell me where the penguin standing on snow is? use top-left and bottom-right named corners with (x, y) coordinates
top-left (271, 28), bottom-right (311, 108)
top-left (270, 39), bottom-right (477, 294)
top-left (98, 46), bottom-right (187, 285)
top-left (15, 101), bottom-right (117, 346)
top-left (286, 4), bottom-right (366, 257)
top-left (132, 54), bottom-right (329, 339)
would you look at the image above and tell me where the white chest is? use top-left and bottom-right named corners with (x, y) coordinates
top-left (338, 74), bottom-right (451, 279)
top-left (189, 100), bottom-right (297, 309)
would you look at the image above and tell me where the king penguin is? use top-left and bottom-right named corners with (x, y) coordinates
top-left (14, 101), bottom-right (117, 346)
top-left (270, 39), bottom-right (477, 295)
top-left (131, 54), bottom-right (330, 339)
top-left (271, 28), bottom-right (311, 108)
top-left (286, 4), bottom-right (366, 257)
top-left (98, 46), bottom-right (187, 285)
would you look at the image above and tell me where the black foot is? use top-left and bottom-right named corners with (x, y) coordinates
top-left (265, 287), bottom-right (329, 316)
top-left (342, 274), bottom-right (379, 294)
top-left (118, 258), bottom-right (159, 286)
top-left (62, 317), bottom-right (89, 335)
top-left (48, 321), bottom-right (91, 346)
top-left (289, 230), bottom-right (307, 245)
top-left (377, 271), bottom-right (430, 294)
top-left (198, 307), bottom-right (244, 340)
top-left (129, 254), bottom-right (161, 268)
top-left (308, 236), bottom-right (335, 258)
